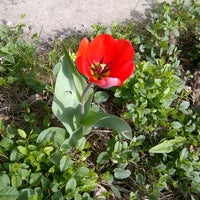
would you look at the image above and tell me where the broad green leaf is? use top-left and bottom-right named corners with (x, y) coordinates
top-left (191, 181), bottom-right (200, 193)
top-left (59, 155), bottom-right (73, 172)
top-left (102, 171), bottom-right (114, 184)
top-left (51, 191), bottom-right (63, 200)
top-left (77, 166), bottom-right (89, 176)
top-left (29, 173), bottom-right (42, 186)
top-left (180, 147), bottom-right (188, 161)
top-left (27, 144), bottom-right (37, 151)
top-left (34, 187), bottom-right (44, 198)
top-left (65, 178), bottom-right (77, 193)
top-left (60, 126), bottom-right (92, 148)
top-left (37, 127), bottom-right (68, 148)
top-left (185, 123), bottom-right (196, 133)
top-left (0, 46), bottom-right (9, 54)
top-left (18, 188), bottom-right (34, 200)
top-left (163, 87), bottom-right (170, 95)
top-left (167, 44), bottom-right (175, 56)
top-left (0, 137), bottom-right (13, 151)
top-left (172, 27), bottom-right (179, 37)
top-left (149, 136), bottom-right (186, 153)
top-left (156, 164), bottom-right (166, 172)
top-left (0, 186), bottom-right (19, 200)
top-left (44, 147), bottom-right (54, 156)
top-left (18, 168), bottom-right (30, 181)
top-left (171, 121), bottom-right (182, 130)
top-left (4, 54), bottom-right (15, 64)
top-left (49, 166), bottom-right (56, 173)
top-left (11, 175), bottom-right (22, 188)
top-left (10, 149), bottom-right (22, 162)
top-left (17, 146), bottom-right (27, 155)
top-left (97, 152), bottom-right (109, 164)
top-left (114, 141), bottom-right (123, 152)
top-left (17, 129), bottom-right (27, 139)
top-left (136, 173), bottom-right (145, 184)
top-left (0, 174), bottom-right (10, 188)
top-left (49, 153), bottom-right (61, 166)
top-left (76, 137), bottom-right (87, 150)
top-left (179, 101), bottom-right (190, 111)
top-left (111, 185), bottom-right (121, 198)
top-left (52, 53), bottom-right (91, 134)
top-left (6, 125), bottom-right (15, 139)
top-left (114, 168), bottom-right (131, 179)
top-left (154, 78), bottom-right (161, 86)
top-left (51, 182), bottom-right (60, 192)
top-left (67, 126), bottom-right (92, 147)
top-left (94, 91), bottom-right (109, 103)
top-left (81, 110), bottom-right (132, 140)
top-left (74, 193), bottom-right (82, 200)
top-left (41, 176), bottom-right (50, 190)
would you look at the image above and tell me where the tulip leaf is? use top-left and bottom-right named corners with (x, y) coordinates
top-left (68, 126), bottom-right (92, 146)
top-left (52, 51), bottom-right (92, 135)
top-left (81, 110), bottom-right (132, 140)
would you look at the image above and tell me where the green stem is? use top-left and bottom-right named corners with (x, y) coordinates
top-left (81, 82), bottom-right (93, 115)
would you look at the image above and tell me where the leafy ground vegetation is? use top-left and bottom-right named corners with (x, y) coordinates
top-left (0, 0), bottom-right (200, 199)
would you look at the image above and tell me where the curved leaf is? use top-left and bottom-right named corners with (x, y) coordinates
top-left (149, 136), bottom-right (186, 153)
top-left (114, 168), bottom-right (131, 179)
top-left (0, 186), bottom-right (19, 200)
top-left (81, 110), bottom-right (132, 140)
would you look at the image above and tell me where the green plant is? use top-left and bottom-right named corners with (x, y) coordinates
top-left (0, 122), bottom-right (98, 199)
top-left (112, 0), bottom-right (200, 199)
top-left (91, 22), bottom-right (135, 41)
top-left (0, 24), bottom-right (35, 86)
top-left (0, 0), bottom-right (200, 199)
top-left (115, 59), bottom-right (184, 133)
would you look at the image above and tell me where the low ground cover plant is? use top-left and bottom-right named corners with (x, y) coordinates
top-left (0, 0), bottom-right (199, 199)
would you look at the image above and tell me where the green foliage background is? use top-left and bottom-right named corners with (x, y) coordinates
top-left (0, 0), bottom-right (200, 199)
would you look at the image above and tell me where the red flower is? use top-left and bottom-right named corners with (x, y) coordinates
top-left (76, 34), bottom-right (135, 89)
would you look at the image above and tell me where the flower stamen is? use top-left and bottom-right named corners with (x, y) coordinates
top-left (90, 62), bottom-right (110, 80)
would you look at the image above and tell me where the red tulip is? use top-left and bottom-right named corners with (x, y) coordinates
top-left (76, 34), bottom-right (135, 89)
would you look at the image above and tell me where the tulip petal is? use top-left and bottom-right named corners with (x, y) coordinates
top-left (115, 39), bottom-right (134, 62)
top-left (109, 39), bottom-right (135, 81)
top-left (92, 77), bottom-right (122, 89)
top-left (87, 34), bottom-right (116, 64)
top-left (110, 61), bottom-right (135, 82)
top-left (76, 38), bottom-right (90, 77)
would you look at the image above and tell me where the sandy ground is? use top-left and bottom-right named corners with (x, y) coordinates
top-left (0, 0), bottom-right (195, 40)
